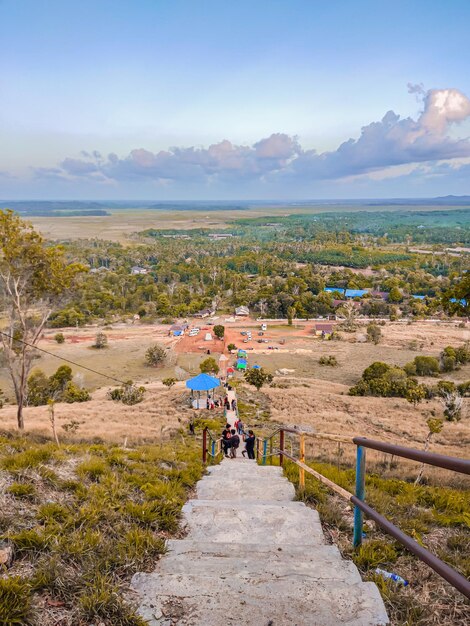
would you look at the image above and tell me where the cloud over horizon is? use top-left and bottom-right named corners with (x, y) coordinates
top-left (28, 87), bottom-right (470, 191)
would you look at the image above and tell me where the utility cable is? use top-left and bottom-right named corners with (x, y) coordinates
top-left (0, 330), bottom-right (129, 386)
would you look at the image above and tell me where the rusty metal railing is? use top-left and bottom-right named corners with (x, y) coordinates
top-left (258, 428), bottom-right (470, 600)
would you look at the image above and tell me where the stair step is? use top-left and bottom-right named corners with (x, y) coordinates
top-left (196, 472), bottom-right (295, 500)
top-left (182, 500), bottom-right (324, 544)
top-left (158, 541), bottom-right (362, 583)
top-left (131, 573), bottom-right (389, 626)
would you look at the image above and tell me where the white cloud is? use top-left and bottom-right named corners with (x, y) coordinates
top-left (30, 87), bottom-right (470, 189)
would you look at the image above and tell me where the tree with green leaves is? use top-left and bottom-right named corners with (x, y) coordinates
top-left (213, 324), bottom-right (225, 339)
top-left (244, 367), bottom-right (273, 391)
top-left (200, 357), bottom-right (219, 374)
top-left (0, 211), bottom-right (84, 429)
top-left (287, 306), bottom-right (296, 326)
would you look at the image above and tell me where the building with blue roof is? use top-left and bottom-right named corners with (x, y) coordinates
top-left (345, 289), bottom-right (369, 298)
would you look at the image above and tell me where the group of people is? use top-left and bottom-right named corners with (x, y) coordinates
top-left (223, 396), bottom-right (237, 412)
top-left (206, 395), bottom-right (220, 410)
top-left (221, 424), bottom-right (256, 459)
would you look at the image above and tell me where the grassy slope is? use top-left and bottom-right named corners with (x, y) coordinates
top-left (0, 432), bottom-right (207, 626)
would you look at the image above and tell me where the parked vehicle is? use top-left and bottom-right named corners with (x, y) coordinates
top-left (261, 323), bottom-right (267, 331)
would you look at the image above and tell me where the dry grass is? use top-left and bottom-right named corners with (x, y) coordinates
top-left (264, 378), bottom-right (470, 459)
top-left (0, 382), bottom-right (206, 444)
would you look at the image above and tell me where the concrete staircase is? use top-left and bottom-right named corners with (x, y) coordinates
top-left (131, 458), bottom-right (389, 625)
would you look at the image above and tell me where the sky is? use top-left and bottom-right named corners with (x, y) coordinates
top-left (1, 0), bottom-right (470, 200)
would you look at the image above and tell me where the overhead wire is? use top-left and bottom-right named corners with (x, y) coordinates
top-left (0, 330), bottom-right (129, 386)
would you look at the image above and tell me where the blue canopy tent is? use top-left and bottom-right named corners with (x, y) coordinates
top-left (186, 373), bottom-right (221, 409)
top-left (236, 358), bottom-right (247, 371)
top-left (252, 364), bottom-right (261, 369)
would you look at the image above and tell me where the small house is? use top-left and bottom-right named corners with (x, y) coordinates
top-left (235, 306), bottom-right (250, 316)
top-left (169, 323), bottom-right (189, 336)
top-left (131, 266), bottom-right (148, 275)
top-left (314, 323), bottom-right (334, 337)
top-left (193, 308), bottom-right (215, 319)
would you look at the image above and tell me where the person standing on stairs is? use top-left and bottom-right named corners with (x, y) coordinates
top-left (221, 424), bottom-right (232, 458)
top-left (244, 430), bottom-right (256, 459)
top-left (229, 429), bottom-right (240, 458)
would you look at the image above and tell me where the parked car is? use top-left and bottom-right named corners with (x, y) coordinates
top-left (258, 331), bottom-right (264, 336)
top-left (240, 331), bottom-right (247, 336)
top-left (261, 323), bottom-right (267, 331)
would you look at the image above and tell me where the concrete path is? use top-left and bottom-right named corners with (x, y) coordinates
top-left (131, 458), bottom-right (389, 625)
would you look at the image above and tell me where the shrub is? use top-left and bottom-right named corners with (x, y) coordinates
top-left (319, 355), bottom-right (338, 366)
top-left (62, 382), bottom-right (91, 403)
top-left (227, 343), bottom-right (236, 352)
top-left (108, 382), bottom-right (146, 405)
top-left (54, 333), bottom-right (65, 344)
top-left (362, 362), bottom-right (391, 381)
top-left (457, 380), bottom-right (470, 396)
top-left (244, 367), bottom-right (273, 391)
top-left (162, 377), bottom-right (176, 389)
top-left (199, 357), bottom-right (219, 374)
top-left (92, 332), bottom-right (108, 349)
top-left (405, 356), bottom-right (440, 377)
top-left (366, 323), bottom-right (382, 344)
top-left (349, 361), bottom-right (426, 399)
top-left (27, 366), bottom-right (89, 405)
top-left (145, 344), bottom-right (167, 367)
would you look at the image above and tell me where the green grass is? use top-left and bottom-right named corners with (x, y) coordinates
top-left (0, 432), bottom-right (206, 625)
top-left (0, 576), bottom-right (33, 626)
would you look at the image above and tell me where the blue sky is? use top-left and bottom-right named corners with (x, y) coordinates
top-left (1, 0), bottom-right (470, 199)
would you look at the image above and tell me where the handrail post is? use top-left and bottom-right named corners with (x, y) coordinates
top-left (211, 440), bottom-right (215, 458)
top-left (279, 429), bottom-right (285, 466)
top-left (299, 433), bottom-right (305, 489)
top-left (353, 444), bottom-right (366, 548)
top-left (202, 427), bottom-right (208, 464)
top-left (262, 438), bottom-right (267, 465)
top-left (269, 435), bottom-right (273, 465)
top-left (256, 437), bottom-right (260, 460)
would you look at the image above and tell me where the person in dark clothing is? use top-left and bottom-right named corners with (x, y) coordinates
top-left (244, 430), bottom-right (256, 459)
top-left (221, 424), bottom-right (232, 458)
top-left (229, 428), bottom-right (240, 458)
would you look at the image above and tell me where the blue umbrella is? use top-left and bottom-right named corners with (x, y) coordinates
top-left (252, 365), bottom-right (261, 369)
top-left (185, 373), bottom-right (221, 391)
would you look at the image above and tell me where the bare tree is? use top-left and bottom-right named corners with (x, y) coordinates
top-left (0, 211), bottom-right (84, 428)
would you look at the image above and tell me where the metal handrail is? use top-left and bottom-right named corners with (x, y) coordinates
top-left (202, 427), bottom-right (224, 463)
top-left (353, 437), bottom-right (470, 475)
top-left (252, 427), bottom-right (470, 600)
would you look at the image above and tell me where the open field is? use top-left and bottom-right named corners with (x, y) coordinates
top-left (26, 203), bottom-right (470, 242)
top-left (0, 320), bottom-right (468, 457)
